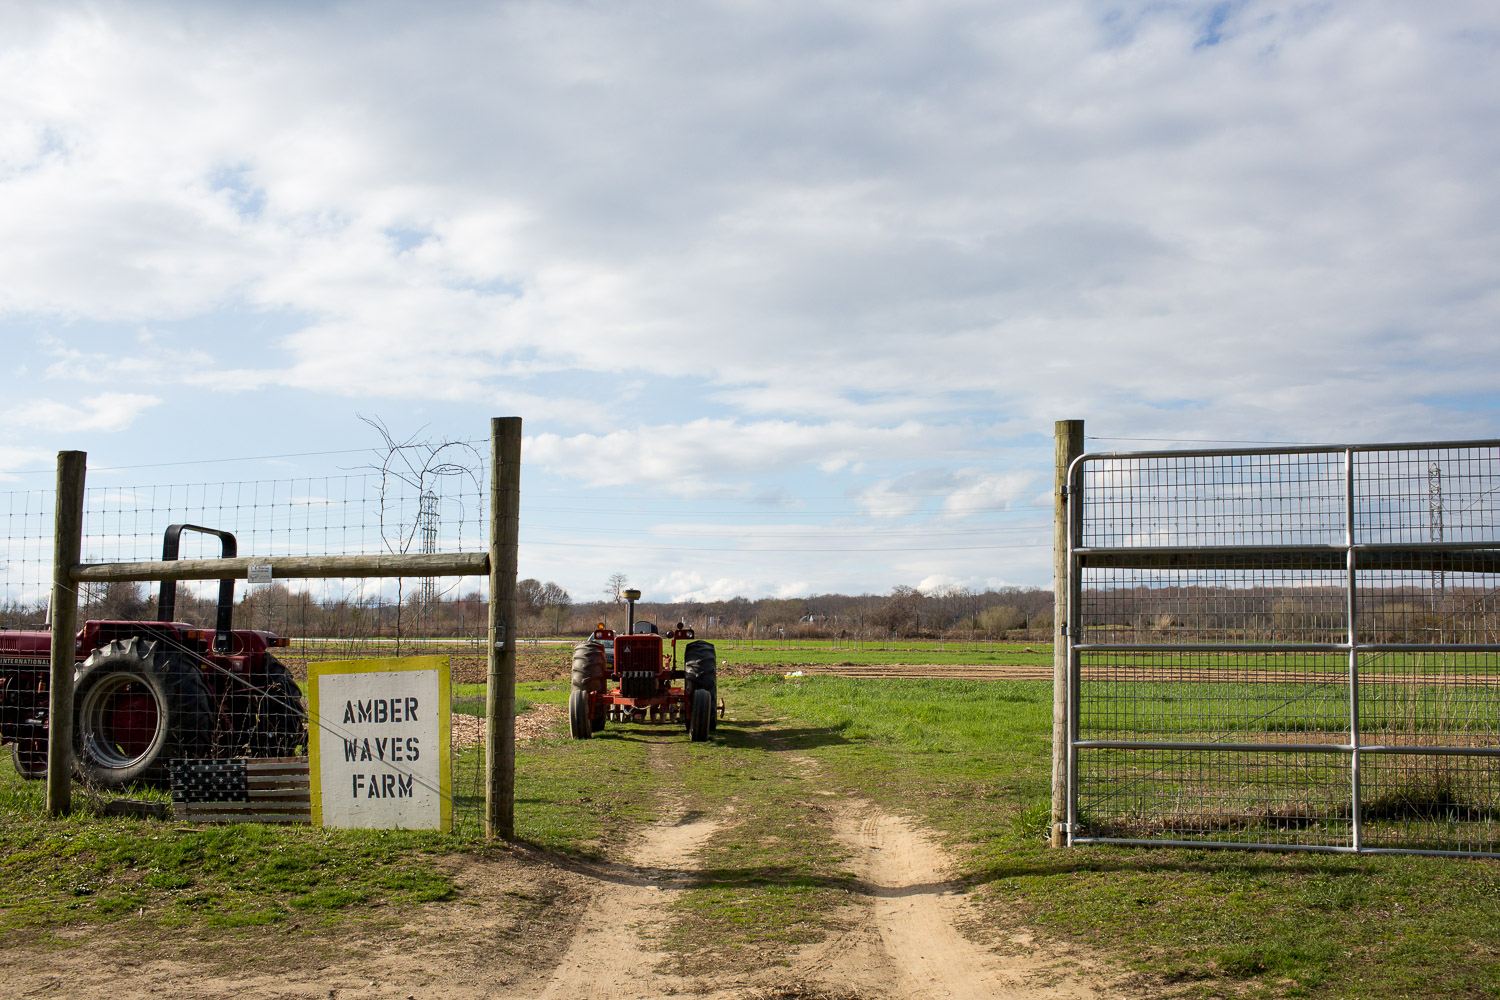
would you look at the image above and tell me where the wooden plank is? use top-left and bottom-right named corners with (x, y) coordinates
top-left (176, 811), bottom-right (311, 824)
top-left (170, 756), bottom-right (311, 825)
top-left (71, 551), bottom-right (489, 584)
top-left (246, 791), bottom-right (310, 803)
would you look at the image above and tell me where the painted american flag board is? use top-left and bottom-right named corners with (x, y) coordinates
top-left (307, 655), bottom-right (451, 832)
top-left (170, 757), bottom-right (312, 823)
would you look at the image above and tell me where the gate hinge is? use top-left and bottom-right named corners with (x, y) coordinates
top-left (1059, 484), bottom-right (1068, 498)
top-left (1060, 624), bottom-right (1068, 637)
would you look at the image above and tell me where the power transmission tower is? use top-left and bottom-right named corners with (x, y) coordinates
top-left (419, 490), bottom-right (440, 607)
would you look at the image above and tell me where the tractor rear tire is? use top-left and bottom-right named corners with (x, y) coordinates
top-left (571, 642), bottom-right (608, 733)
top-left (569, 689), bottom-right (593, 740)
top-left (684, 640), bottom-right (718, 732)
top-left (73, 638), bottom-right (214, 788)
top-left (689, 687), bottom-right (712, 742)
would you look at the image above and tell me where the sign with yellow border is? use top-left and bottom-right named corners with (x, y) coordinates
top-left (308, 655), bottom-right (451, 832)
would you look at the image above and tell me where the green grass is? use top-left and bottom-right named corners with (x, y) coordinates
top-left (511, 730), bottom-right (660, 855)
top-left (450, 682), bottom-right (534, 718)
top-left (714, 640), bottom-right (1053, 667)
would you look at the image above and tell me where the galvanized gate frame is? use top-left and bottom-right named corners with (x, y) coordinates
top-left (1063, 439), bottom-right (1500, 857)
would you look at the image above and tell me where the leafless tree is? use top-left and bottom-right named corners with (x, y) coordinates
top-left (605, 573), bottom-right (629, 603)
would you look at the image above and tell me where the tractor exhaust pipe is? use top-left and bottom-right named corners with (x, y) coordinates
top-left (624, 588), bottom-right (641, 633)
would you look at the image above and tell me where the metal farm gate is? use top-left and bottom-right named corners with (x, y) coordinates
top-left (1063, 440), bottom-right (1500, 857)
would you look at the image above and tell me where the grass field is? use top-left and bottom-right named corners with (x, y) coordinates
top-left (2, 656), bottom-right (1497, 997)
top-left (283, 636), bottom-right (1500, 675)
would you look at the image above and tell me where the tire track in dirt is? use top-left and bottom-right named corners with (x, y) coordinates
top-left (818, 801), bottom-right (1099, 1000)
top-left (532, 805), bottom-right (723, 1000)
top-left (744, 749), bottom-right (1107, 1000)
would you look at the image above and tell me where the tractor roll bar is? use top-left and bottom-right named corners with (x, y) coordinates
top-left (157, 524), bottom-right (237, 653)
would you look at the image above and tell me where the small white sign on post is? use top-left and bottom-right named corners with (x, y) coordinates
top-left (246, 563), bottom-right (273, 586)
top-left (307, 655), bottom-right (452, 832)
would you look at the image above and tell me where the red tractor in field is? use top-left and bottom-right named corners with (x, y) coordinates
top-left (0, 525), bottom-right (305, 788)
top-left (569, 589), bottom-right (721, 741)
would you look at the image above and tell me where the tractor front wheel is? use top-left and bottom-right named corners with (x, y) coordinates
top-left (689, 687), bottom-right (712, 742)
top-left (11, 738), bottom-right (46, 780)
top-left (243, 657), bottom-right (307, 757)
top-left (568, 689), bottom-right (593, 740)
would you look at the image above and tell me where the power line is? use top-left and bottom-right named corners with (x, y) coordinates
top-left (527, 523), bottom-right (1051, 538)
top-left (1087, 436), bottom-right (1327, 446)
top-left (521, 503), bottom-right (1048, 518)
top-left (0, 446), bottom-right (377, 476)
top-left (522, 539), bottom-right (1050, 553)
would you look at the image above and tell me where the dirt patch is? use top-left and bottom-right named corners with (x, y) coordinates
top-left (0, 846), bottom-right (587, 999)
top-left (451, 701), bottom-right (564, 751)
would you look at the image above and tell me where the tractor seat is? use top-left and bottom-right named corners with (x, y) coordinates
top-left (632, 621), bottom-right (659, 634)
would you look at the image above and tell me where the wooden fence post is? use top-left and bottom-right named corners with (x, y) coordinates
top-left (486, 418), bottom-right (521, 840)
top-left (1051, 420), bottom-right (1084, 848)
top-left (48, 451), bottom-right (86, 818)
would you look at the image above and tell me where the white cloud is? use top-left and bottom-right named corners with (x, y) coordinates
top-left (526, 419), bottom-right (946, 492)
top-left (0, 444), bottom-right (54, 482)
top-left (2, 393), bottom-right (159, 434)
top-left (1, 2), bottom-right (1494, 442)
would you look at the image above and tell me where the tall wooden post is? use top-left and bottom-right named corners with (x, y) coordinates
top-left (48, 451), bottom-right (86, 817)
top-left (1051, 421), bottom-right (1084, 847)
top-left (486, 418), bottom-right (521, 840)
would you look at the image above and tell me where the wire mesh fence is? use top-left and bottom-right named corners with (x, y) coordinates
top-left (1067, 440), bottom-right (1500, 857)
top-left (1, 459), bottom-right (494, 834)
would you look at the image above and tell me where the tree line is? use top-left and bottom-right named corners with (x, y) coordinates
top-left (3, 578), bottom-right (1483, 645)
top-left (0, 579), bottom-right (1056, 640)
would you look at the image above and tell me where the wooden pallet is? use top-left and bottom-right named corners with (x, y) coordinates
top-left (170, 757), bottom-right (311, 824)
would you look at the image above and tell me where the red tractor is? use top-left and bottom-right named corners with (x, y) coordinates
top-left (0, 525), bottom-right (305, 788)
top-left (569, 589), bottom-right (720, 741)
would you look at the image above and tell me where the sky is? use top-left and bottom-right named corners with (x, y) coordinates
top-left (1, 1), bottom-right (1497, 603)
